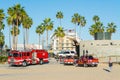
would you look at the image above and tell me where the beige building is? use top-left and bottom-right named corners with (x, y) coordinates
top-left (50, 29), bottom-right (80, 54)
top-left (80, 40), bottom-right (120, 62)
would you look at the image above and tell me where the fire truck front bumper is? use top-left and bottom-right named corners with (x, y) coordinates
top-left (9, 61), bottom-right (22, 66)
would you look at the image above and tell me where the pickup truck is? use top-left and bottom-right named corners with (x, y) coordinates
top-left (76, 55), bottom-right (99, 67)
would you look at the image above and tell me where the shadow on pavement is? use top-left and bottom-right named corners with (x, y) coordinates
top-left (103, 68), bottom-right (110, 72)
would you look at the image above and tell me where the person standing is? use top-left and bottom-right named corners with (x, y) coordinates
top-left (108, 57), bottom-right (113, 72)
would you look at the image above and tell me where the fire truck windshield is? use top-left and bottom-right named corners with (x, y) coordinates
top-left (13, 53), bottom-right (21, 57)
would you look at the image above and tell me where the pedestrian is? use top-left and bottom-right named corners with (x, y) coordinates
top-left (108, 57), bottom-right (113, 72)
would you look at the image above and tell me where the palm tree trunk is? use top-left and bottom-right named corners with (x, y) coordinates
top-left (15, 35), bottom-right (18, 50)
top-left (9, 26), bottom-right (11, 49)
top-left (59, 37), bottom-right (62, 51)
top-left (79, 26), bottom-right (81, 40)
top-left (27, 29), bottom-right (29, 47)
top-left (60, 19), bottom-right (61, 26)
top-left (13, 25), bottom-right (15, 50)
top-left (75, 24), bottom-right (77, 40)
top-left (12, 36), bottom-right (14, 50)
top-left (42, 36), bottom-right (44, 49)
top-left (23, 28), bottom-right (26, 50)
top-left (46, 30), bottom-right (48, 49)
top-left (39, 34), bottom-right (40, 49)
top-left (15, 18), bottom-right (19, 50)
top-left (25, 28), bottom-right (27, 49)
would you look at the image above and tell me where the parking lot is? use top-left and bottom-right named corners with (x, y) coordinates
top-left (0, 58), bottom-right (120, 80)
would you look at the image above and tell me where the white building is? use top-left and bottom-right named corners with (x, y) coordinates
top-left (79, 40), bottom-right (120, 62)
top-left (17, 44), bottom-right (42, 50)
top-left (50, 29), bottom-right (80, 54)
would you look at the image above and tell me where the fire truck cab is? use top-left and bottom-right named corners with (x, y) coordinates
top-left (8, 49), bottom-right (49, 67)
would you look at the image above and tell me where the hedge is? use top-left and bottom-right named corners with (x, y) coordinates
top-left (0, 56), bottom-right (8, 63)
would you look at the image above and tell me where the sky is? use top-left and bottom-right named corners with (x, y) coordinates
top-left (0, 0), bottom-right (120, 48)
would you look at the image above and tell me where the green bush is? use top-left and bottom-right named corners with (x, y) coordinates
top-left (0, 56), bottom-right (8, 63)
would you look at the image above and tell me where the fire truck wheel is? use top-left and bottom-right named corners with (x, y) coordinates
top-left (9, 63), bottom-right (13, 67)
top-left (74, 63), bottom-right (78, 67)
top-left (83, 63), bottom-right (87, 67)
top-left (22, 61), bottom-right (27, 67)
top-left (39, 59), bottom-right (43, 65)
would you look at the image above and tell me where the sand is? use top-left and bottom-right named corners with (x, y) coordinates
top-left (0, 58), bottom-right (120, 80)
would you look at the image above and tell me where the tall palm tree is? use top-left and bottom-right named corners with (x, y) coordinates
top-left (22, 15), bottom-right (33, 49)
top-left (89, 24), bottom-right (98, 39)
top-left (36, 23), bottom-right (45, 49)
top-left (71, 13), bottom-right (81, 39)
top-left (93, 15), bottom-right (100, 23)
top-left (7, 16), bottom-right (13, 49)
top-left (106, 22), bottom-right (116, 37)
top-left (0, 32), bottom-right (5, 49)
top-left (54, 26), bottom-right (65, 51)
top-left (0, 9), bottom-right (5, 50)
top-left (89, 16), bottom-right (104, 39)
top-left (0, 9), bottom-right (5, 22)
top-left (0, 9), bottom-right (5, 33)
top-left (78, 16), bottom-right (86, 39)
top-left (7, 4), bottom-right (25, 50)
top-left (43, 18), bottom-right (53, 49)
top-left (56, 11), bottom-right (63, 26)
top-left (89, 21), bottom-right (104, 39)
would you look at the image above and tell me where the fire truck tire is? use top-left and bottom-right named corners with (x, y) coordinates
top-left (94, 64), bottom-right (98, 67)
top-left (83, 63), bottom-right (87, 67)
top-left (9, 63), bottom-right (13, 67)
top-left (74, 63), bottom-right (78, 67)
top-left (39, 59), bottom-right (43, 65)
top-left (22, 61), bottom-right (27, 67)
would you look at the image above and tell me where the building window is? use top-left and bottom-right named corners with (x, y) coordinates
top-left (110, 42), bottom-right (113, 45)
top-left (91, 43), bottom-right (93, 45)
top-left (66, 40), bottom-right (69, 43)
top-left (62, 43), bottom-right (64, 46)
top-left (66, 43), bottom-right (69, 46)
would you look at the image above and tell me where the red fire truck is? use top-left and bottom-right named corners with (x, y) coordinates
top-left (8, 49), bottom-right (49, 67)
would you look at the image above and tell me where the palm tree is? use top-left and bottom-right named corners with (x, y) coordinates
top-left (0, 9), bottom-right (5, 33)
top-left (89, 21), bottom-right (104, 39)
top-left (54, 26), bottom-right (65, 51)
top-left (7, 4), bottom-right (25, 50)
top-left (0, 32), bottom-right (5, 49)
top-left (93, 15), bottom-right (100, 23)
top-left (71, 13), bottom-right (81, 39)
top-left (0, 22), bottom-right (5, 31)
top-left (56, 11), bottom-right (63, 26)
top-left (0, 9), bottom-right (5, 50)
top-left (89, 16), bottom-right (104, 39)
top-left (106, 22), bottom-right (116, 37)
top-left (7, 16), bottom-right (13, 49)
top-left (43, 18), bottom-right (53, 49)
top-left (0, 9), bottom-right (5, 21)
top-left (22, 15), bottom-right (33, 49)
top-left (36, 23), bottom-right (45, 49)
top-left (78, 16), bottom-right (86, 39)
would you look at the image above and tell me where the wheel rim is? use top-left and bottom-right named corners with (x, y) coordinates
top-left (23, 62), bottom-right (27, 66)
top-left (40, 60), bottom-right (43, 64)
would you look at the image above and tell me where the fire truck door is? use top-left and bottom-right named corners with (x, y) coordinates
top-left (32, 52), bottom-right (37, 59)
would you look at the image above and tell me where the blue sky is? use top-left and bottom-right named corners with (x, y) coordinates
top-left (0, 0), bottom-right (120, 47)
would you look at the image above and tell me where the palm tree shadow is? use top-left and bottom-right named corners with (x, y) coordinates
top-left (103, 68), bottom-right (110, 72)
